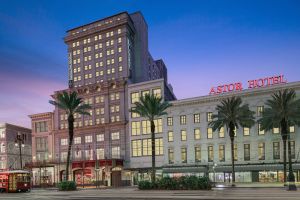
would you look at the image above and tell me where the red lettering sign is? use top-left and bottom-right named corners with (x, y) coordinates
top-left (209, 75), bottom-right (287, 95)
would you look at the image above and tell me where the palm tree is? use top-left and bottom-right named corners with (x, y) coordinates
top-left (130, 93), bottom-right (171, 183)
top-left (258, 89), bottom-right (300, 190)
top-left (49, 91), bottom-right (91, 181)
top-left (209, 96), bottom-right (255, 186)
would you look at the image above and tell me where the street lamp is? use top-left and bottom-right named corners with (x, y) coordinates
top-left (15, 132), bottom-right (25, 169)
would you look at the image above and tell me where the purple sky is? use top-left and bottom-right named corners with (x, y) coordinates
top-left (1, 0), bottom-right (300, 128)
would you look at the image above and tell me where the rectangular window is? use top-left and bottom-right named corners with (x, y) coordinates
top-left (180, 115), bottom-right (186, 125)
top-left (96, 148), bottom-right (104, 159)
top-left (74, 137), bottom-right (81, 144)
top-left (244, 144), bottom-right (250, 161)
top-left (258, 123), bottom-right (265, 135)
top-left (290, 126), bottom-right (295, 133)
top-left (168, 131), bottom-right (174, 142)
top-left (208, 145), bottom-right (214, 162)
top-left (219, 127), bottom-right (225, 138)
top-left (112, 146), bottom-right (120, 158)
top-left (167, 117), bottom-right (173, 126)
top-left (111, 132), bottom-right (120, 140)
top-left (243, 127), bottom-right (250, 136)
top-left (35, 121), bottom-right (48, 133)
top-left (142, 120), bottom-right (151, 134)
top-left (181, 147), bottom-right (187, 163)
top-left (85, 135), bottom-right (92, 143)
top-left (273, 127), bottom-right (279, 134)
top-left (290, 141), bottom-right (295, 159)
top-left (234, 144), bottom-right (238, 161)
top-left (219, 145), bottom-right (225, 162)
top-left (131, 140), bottom-right (142, 157)
top-left (153, 88), bottom-right (161, 98)
top-left (207, 112), bottom-right (213, 122)
top-left (0, 130), bottom-right (5, 138)
top-left (168, 148), bottom-right (174, 164)
top-left (131, 121), bottom-right (141, 136)
top-left (195, 146), bottom-right (201, 162)
top-left (131, 92), bottom-right (139, 103)
top-left (96, 134), bottom-right (104, 142)
top-left (181, 130), bottom-right (187, 141)
top-left (207, 128), bottom-right (213, 139)
top-left (258, 142), bottom-right (265, 160)
top-left (194, 128), bottom-right (201, 140)
top-left (155, 138), bottom-right (164, 155)
top-left (36, 137), bottom-right (48, 151)
top-left (194, 114), bottom-right (200, 123)
top-left (257, 106), bottom-right (264, 117)
top-left (141, 90), bottom-right (150, 97)
top-left (60, 152), bottom-right (67, 162)
top-left (142, 139), bottom-right (152, 156)
top-left (154, 118), bottom-right (163, 133)
top-left (60, 138), bottom-right (68, 146)
top-left (273, 142), bottom-right (280, 159)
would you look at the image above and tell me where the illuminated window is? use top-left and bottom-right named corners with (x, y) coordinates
top-left (96, 148), bottom-right (104, 159)
top-left (155, 138), bottom-right (163, 155)
top-left (194, 128), bottom-right (201, 140)
top-left (207, 112), bottom-right (213, 122)
top-left (180, 115), bottom-right (186, 125)
top-left (168, 131), bottom-right (173, 142)
top-left (258, 142), bottom-right (265, 160)
top-left (131, 121), bottom-right (140, 136)
top-left (112, 146), bottom-right (120, 158)
top-left (194, 114), bottom-right (200, 123)
top-left (258, 123), bottom-right (265, 135)
top-left (85, 135), bottom-right (92, 143)
top-left (243, 127), bottom-right (250, 136)
top-left (181, 147), bottom-right (187, 163)
top-left (142, 139), bottom-right (151, 156)
top-left (118, 29), bottom-right (121, 34)
top-left (207, 128), bottom-right (213, 139)
top-left (273, 127), bottom-right (279, 134)
top-left (111, 132), bottom-right (120, 140)
top-left (118, 37), bottom-right (122, 43)
top-left (142, 120), bottom-right (151, 134)
top-left (118, 57), bottom-right (122, 62)
top-left (74, 137), bottom-right (81, 144)
top-left (234, 144), bottom-right (238, 161)
top-left (131, 140), bottom-right (142, 157)
top-left (141, 90), bottom-right (150, 97)
top-left (154, 118), bottom-right (163, 133)
top-left (195, 146), bottom-right (201, 162)
top-left (60, 138), bottom-right (68, 146)
top-left (290, 126), bottom-right (295, 133)
top-left (257, 106), bottom-right (264, 117)
top-left (119, 66), bottom-right (123, 72)
top-left (153, 88), bottom-right (161, 98)
top-left (131, 92), bottom-right (139, 103)
top-left (219, 127), bottom-right (225, 138)
top-left (168, 148), bottom-right (174, 164)
top-left (208, 145), bottom-right (214, 162)
top-left (167, 117), bottom-right (173, 126)
top-left (131, 112), bottom-right (140, 118)
top-left (181, 130), bottom-right (187, 141)
top-left (219, 145), bottom-right (225, 162)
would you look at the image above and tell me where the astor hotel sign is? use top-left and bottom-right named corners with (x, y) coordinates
top-left (209, 75), bottom-right (287, 95)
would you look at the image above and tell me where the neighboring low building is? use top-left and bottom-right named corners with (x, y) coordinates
top-left (28, 112), bottom-right (56, 187)
top-left (0, 123), bottom-right (31, 170)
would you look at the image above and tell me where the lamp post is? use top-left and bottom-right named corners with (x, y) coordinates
top-left (15, 132), bottom-right (25, 169)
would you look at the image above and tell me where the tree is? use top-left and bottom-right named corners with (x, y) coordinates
top-left (209, 96), bottom-right (255, 186)
top-left (49, 91), bottom-right (91, 181)
top-left (258, 89), bottom-right (300, 190)
top-left (130, 93), bottom-right (171, 183)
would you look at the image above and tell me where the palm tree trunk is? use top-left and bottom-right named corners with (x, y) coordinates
top-left (150, 120), bottom-right (156, 183)
top-left (283, 139), bottom-right (287, 183)
top-left (230, 135), bottom-right (235, 186)
top-left (66, 115), bottom-right (74, 181)
top-left (287, 139), bottom-right (297, 190)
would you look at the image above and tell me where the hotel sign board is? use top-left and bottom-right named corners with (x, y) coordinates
top-left (209, 75), bottom-right (287, 95)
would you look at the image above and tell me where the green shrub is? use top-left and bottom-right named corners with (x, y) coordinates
top-left (138, 176), bottom-right (212, 190)
top-left (57, 181), bottom-right (77, 191)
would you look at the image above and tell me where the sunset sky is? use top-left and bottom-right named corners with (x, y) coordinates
top-left (1, 0), bottom-right (300, 127)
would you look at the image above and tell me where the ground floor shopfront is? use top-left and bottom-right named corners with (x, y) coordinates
top-left (131, 163), bottom-right (300, 184)
top-left (30, 159), bottom-right (131, 187)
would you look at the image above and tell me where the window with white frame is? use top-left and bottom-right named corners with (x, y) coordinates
top-left (96, 148), bottom-right (105, 159)
top-left (111, 132), bottom-right (120, 140)
top-left (97, 134), bottom-right (104, 142)
top-left (112, 146), bottom-right (120, 158)
top-left (85, 135), bottom-right (93, 143)
top-left (61, 138), bottom-right (68, 146)
top-left (74, 137), bottom-right (81, 144)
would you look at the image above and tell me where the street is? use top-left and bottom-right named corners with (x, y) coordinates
top-left (0, 187), bottom-right (299, 200)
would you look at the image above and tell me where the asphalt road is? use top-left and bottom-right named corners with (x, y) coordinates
top-left (0, 187), bottom-right (300, 200)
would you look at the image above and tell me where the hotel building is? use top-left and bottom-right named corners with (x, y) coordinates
top-left (29, 11), bottom-right (300, 186)
top-left (0, 123), bottom-right (32, 171)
